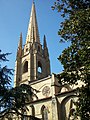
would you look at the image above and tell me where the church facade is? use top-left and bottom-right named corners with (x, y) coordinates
top-left (14, 2), bottom-right (77, 120)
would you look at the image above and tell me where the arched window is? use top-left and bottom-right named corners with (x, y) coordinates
top-left (30, 105), bottom-right (35, 117)
top-left (23, 61), bottom-right (28, 73)
top-left (41, 105), bottom-right (48, 120)
top-left (38, 61), bottom-right (42, 73)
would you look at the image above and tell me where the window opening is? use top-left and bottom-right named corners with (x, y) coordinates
top-left (23, 61), bottom-right (28, 73)
top-left (38, 61), bottom-right (42, 73)
top-left (30, 105), bottom-right (35, 116)
top-left (41, 105), bottom-right (48, 120)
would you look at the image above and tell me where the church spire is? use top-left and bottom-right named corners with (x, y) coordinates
top-left (26, 2), bottom-right (40, 44)
top-left (14, 2), bottom-right (51, 85)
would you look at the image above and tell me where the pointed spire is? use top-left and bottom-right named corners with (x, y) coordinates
top-left (17, 33), bottom-right (22, 58)
top-left (26, 2), bottom-right (40, 44)
top-left (43, 35), bottom-right (47, 49)
top-left (18, 32), bottom-right (22, 48)
top-left (43, 35), bottom-right (49, 58)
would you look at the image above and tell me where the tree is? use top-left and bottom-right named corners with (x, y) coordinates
top-left (0, 50), bottom-right (12, 96)
top-left (0, 50), bottom-right (38, 119)
top-left (52, 0), bottom-right (90, 119)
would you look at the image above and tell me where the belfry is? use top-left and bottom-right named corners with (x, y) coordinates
top-left (14, 2), bottom-right (50, 86)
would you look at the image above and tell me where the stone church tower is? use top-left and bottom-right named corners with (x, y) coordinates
top-left (13, 2), bottom-right (78, 120)
top-left (14, 2), bottom-right (50, 86)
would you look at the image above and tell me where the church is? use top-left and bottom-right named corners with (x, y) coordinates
top-left (14, 2), bottom-right (77, 120)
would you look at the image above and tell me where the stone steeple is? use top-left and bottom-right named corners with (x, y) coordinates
top-left (14, 2), bottom-right (51, 86)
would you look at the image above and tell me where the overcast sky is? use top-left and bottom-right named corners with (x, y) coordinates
top-left (0, 0), bottom-right (69, 83)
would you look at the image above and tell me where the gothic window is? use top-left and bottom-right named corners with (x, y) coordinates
top-left (41, 105), bottom-right (48, 120)
top-left (23, 61), bottom-right (28, 73)
top-left (38, 61), bottom-right (42, 73)
top-left (30, 105), bottom-right (35, 116)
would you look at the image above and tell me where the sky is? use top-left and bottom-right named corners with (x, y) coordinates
top-left (0, 0), bottom-right (69, 83)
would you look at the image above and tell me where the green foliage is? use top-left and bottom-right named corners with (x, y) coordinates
top-left (75, 86), bottom-right (90, 120)
top-left (0, 50), bottom-right (36, 118)
top-left (52, 0), bottom-right (90, 119)
top-left (0, 50), bottom-right (13, 96)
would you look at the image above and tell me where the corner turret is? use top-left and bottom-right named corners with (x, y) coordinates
top-left (43, 35), bottom-right (49, 58)
top-left (17, 33), bottom-right (22, 58)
